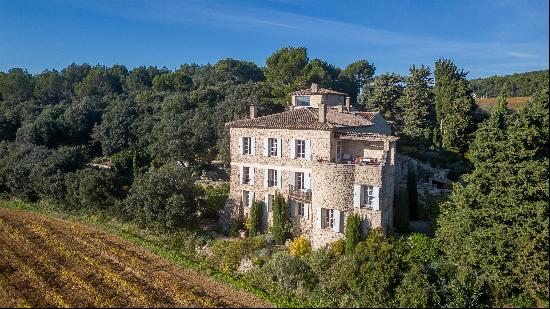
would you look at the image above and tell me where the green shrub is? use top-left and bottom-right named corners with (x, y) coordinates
top-left (289, 236), bottom-right (311, 257)
top-left (198, 183), bottom-right (229, 220)
top-left (404, 233), bottom-right (438, 264)
top-left (395, 263), bottom-right (437, 308)
top-left (246, 200), bottom-right (263, 237)
top-left (345, 213), bottom-right (361, 254)
top-left (331, 239), bottom-right (345, 256)
top-left (228, 217), bottom-right (245, 237)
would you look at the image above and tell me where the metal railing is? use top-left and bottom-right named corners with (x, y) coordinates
top-left (288, 184), bottom-right (312, 202)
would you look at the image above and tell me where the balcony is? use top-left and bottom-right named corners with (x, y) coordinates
top-left (289, 184), bottom-right (311, 203)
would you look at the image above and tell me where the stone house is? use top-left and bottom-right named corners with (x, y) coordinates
top-left (222, 84), bottom-right (398, 249)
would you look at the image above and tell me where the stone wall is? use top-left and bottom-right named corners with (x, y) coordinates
top-left (223, 126), bottom-right (397, 249)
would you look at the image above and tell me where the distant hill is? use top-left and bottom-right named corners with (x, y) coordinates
top-left (470, 69), bottom-right (549, 98)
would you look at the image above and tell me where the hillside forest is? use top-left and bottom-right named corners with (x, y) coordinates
top-left (0, 47), bottom-right (548, 307)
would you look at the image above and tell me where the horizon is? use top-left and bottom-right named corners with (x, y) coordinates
top-left (1, 0), bottom-right (548, 79)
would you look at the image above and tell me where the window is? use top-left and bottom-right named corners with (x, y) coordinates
top-left (295, 140), bottom-right (306, 159)
top-left (266, 194), bottom-right (274, 212)
top-left (336, 141), bottom-right (341, 160)
top-left (325, 209), bottom-right (335, 228)
top-left (297, 202), bottom-right (305, 217)
top-left (295, 172), bottom-right (305, 190)
top-left (242, 137), bottom-right (252, 155)
top-left (296, 96), bottom-right (311, 107)
top-left (267, 169), bottom-right (278, 187)
top-left (243, 190), bottom-right (250, 207)
top-left (242, 166), bottom-right (250, 184)
top-left (363, 185), bottom-right (374, 207)
top-left (268, 138), bottom-right (278, 157)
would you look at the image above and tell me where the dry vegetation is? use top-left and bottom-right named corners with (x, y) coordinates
top-left (476, 96), bottom-right (530, 111)
top-left (0, 208), bottom-right (272, 308)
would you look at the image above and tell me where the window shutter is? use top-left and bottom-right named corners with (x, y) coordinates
top-left (305, 140), bottom-right (311, 160)
top-left (304, 203), bottom-right (310, 219)
top-left (373, 186), bottom-right (380, 210)
top-left (304, 173), bottom-right (311, 190)
top-left (248, 191), bottom-right (255, 208)
top-left (276, 170), bottom-right (282, 189)
top-left (251, 137), bottom-right (256, 156)
top-left (289, 202), bottom-right (295, 219)
top-left (333, 210), bottom-right (341, 233)
top-left (290, 139), bottom-right (295, 159)
top-left (238, 137), bottom-right (243, 155)
top-left (239, 166), bottom-right (244, 184)
top-left (316, 207), bottom-right (323, 229)
top-left (264, 169), bottom-right (268, 188)
top-left (250, 167), bottom-right (255, 185)
top-left (277, 138), bottom-right (282, 158)
top-left (353, 184), bottom-right (361, 208)
top-left (264, 194), bottom-right (269, 213)
top-left (263, 138), bottom-right (269, 157)
top-left (289, 171), bottom-right (295, 188)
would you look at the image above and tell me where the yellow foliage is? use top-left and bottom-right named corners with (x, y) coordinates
top-left (288, 236), bottom-right (311, 257)
top-left (330, 239), bottom-right (344, 256)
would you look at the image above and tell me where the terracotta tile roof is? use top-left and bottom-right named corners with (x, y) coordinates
top-left (288, 88), bottom-right (348, 96)
top-left (225, 108), bottom-right (377, 130)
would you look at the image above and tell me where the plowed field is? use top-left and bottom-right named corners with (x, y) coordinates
top-left (0, 208), bottom-right (272, 308)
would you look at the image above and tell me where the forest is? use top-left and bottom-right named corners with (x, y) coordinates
top-left (0, 47), bottom-right (548, 307)
top-left (470, 69), bottom-right (549, 98)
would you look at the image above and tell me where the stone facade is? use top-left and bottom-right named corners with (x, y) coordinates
top-left (222, 86), bottom-right (399, 249)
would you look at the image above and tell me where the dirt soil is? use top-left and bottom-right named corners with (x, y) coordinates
top-left (0, 208), bottom-right (273, 308)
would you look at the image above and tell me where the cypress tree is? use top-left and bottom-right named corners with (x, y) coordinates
top-left (436, 84), bottom-right (549, 305)
top-left (345, 213), bottom-right (362, 254)
top-left (398, 65), bottom-right (436, 145)
top-left (247, 200), bottom-right (262, 237)
top-left (434, 59), bottom-right (477, 153)
top-left (272, 192), bottom-right (289, 245)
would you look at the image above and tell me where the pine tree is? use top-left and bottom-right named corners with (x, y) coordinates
top-left (434, 59), bottom-right (477, 153)
top-left (436, 84), bottom-right (549, 305)
top-left (364, 73), bottom-right (404, 124)
top-left (398, 65), bottom-right (436, 145)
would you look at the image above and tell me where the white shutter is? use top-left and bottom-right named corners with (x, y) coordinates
top-left (249, 191), bottom-right (255, 207)
top-left (238, 137), bottom-right (243, 155)
top-left (304, 173), bottom-right (311, 190)
top-left (353, 184), bottom-right (361, 208)
top-left (250, 167), bottom-right (255, 185)
top-left (290, 139), bottom-right (295, 158)
top-left (305, 140), bottom-right (311, 160)
top-left (373, 186), bottom-right (380, 210)
top-left (316, 207), bottom-right (323, 229)
top-left (251, 137), bottom-right (256, 156)
top-left (289, 171), bottom-right (295, 188)
top-left (263, 138), bottom-right (269, 157)
top-left (264, 194), bottom-right (269, 213)
top-left (264, 169), bottom-right (268, 188)
top-left (333, 210), bottom-right (341, 233)
top-left (277, 138), bottom-right (282, 158)
top-left (304, 203), bottom-right (310, 219)
top-left (239, 166), bottom-right (244, 184)
top-left (276, 169), bottom-right (282, 189)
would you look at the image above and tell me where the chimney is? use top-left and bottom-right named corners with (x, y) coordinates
top-left (319, 103), bottom-right (327, 123)
top-left (250, 104), bottom-right (257, 119)
top-left (345, 96), bottom-right (351, 112)
top-left (311, 83), bottom-right (319, 92)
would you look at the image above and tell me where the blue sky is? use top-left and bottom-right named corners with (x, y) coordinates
top-left (0, 0), bottom-right (548, 78)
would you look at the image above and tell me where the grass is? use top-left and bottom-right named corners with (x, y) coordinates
top-left (476, 96), bottom-right (530, 111)
top-left (0, 198), bottom-right (300, 308)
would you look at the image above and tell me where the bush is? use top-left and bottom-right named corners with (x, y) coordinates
top-left (272, 192), bottom-right (289, 245)
top-left (123, 162), bottom-right (202, 230)
top-left (289, 236), bottom-right (311, 257)
top-left (404, 233), bottom-right (438, 264)
top-left (331, 239), bottom-right (345, 256)
top-left (246, 200), bottom-right (263, 237)
top-left (345, 213), bottom-right (361, 254)
top-left (197, 183), bottom-right (229, 220)
top-left (64, 168), bottom-right (123, 211)
top-left (395, 263), bottom-right (437, 308)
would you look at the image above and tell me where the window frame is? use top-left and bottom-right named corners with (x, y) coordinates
top-left (268, 138), bottom-right (278, 157)
top-left (297, 202), bottom-right (305, 217)
top-left (295, 139), bottom-right (306, 159)
top-left (296, 95), bottom-right (311, 107)
top-left (325, 209), bottom-right (335, 229)
top-left (242, 166), bottom-right (250, 184)
top-left (268, 169), bottom-right (278, 187)
top-left (243, 190), bottom-right (250, 207)
top-left (295, 172), bottom-right (305, 190)
top-left (336, 141), bottom-right (342, 160)
top-left (363, 185), bottom-right (374, 208)
top-left (242, 137), bottom-right (252, 155)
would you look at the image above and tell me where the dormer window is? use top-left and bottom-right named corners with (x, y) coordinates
top-left (296, 96), bottom-right (311, 107)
